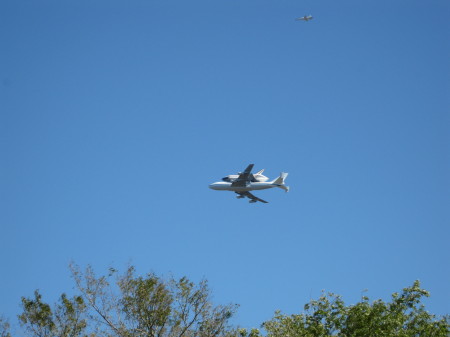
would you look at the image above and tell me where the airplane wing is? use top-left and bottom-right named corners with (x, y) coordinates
top-left (231, 164), bottom-right (254, 187)
top-left (236, 191), bottom-right (268, 204)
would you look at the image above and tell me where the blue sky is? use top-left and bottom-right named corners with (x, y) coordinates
top-left (1, 0), bottom-right (449, 332)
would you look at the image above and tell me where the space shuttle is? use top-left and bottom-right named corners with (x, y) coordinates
top-left (222, 169), bottom-right (269, 183)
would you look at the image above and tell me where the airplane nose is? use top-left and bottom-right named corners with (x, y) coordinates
top-left (209, 183), bottom-right (220, 190)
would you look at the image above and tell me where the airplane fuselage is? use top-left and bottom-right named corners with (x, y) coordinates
top-left (209, 182), bottom-right (279, 192)
top-left (296, 15), bottom-right (313, 21)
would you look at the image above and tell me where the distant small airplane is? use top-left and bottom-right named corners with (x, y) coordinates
top-left (209, 164), bottom-right (289, 203)
top-left (296, 15), bottom-right (313, 21)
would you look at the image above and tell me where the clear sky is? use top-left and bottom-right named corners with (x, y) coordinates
top-left (1, 0), bottom-right (449, 332)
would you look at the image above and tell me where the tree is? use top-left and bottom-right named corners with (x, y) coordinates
top-left (13, 269), bottom-right (449, 337)
top-left (18, 290), bottom-right (87, 337)
top-left (260, 280), bottom-right (449, 337)
top-left (0, 316), bottom-right (11, 337)
top-left (69, 263), bottom-right (238, 337)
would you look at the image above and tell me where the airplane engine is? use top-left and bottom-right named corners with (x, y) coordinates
top-left (249, 200), bottom-right (257, 203)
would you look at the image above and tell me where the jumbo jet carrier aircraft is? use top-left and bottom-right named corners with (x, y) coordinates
top-left (296, 15), bottom-right (313, 21)
top-left (209, 164), bottom-right (289, 203)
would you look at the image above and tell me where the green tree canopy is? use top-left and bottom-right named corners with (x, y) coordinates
top-left (258, 280), bottom-right (449, 337)
top-left (10, 266), bottom-right (449, 337)
top-left (18, 290), bottom-right (87, 337)
top-left (0, 316), bottom-right (11, 337)
top-left (69, 263), bottom-right (238, 337)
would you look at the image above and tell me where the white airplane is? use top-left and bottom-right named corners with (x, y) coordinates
top-left (209, 164), bottom-right (289, 203)
top-left (296, 15), bottom-right (313, 21)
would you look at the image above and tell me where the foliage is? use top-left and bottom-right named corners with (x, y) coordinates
top-left (69, 263), bottom-right (238, 337)
top-left (18, 290), bottom-right (87, 337)
top-left (261, 280), bottom-right (449, 337)
top-left (10, 269), bottom-right (449, 337)
top-left (0, 316), bottom-right (11, 337)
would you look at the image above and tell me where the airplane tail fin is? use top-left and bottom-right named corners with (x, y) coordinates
top-left (272, 172), bottom-right (289, 192)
